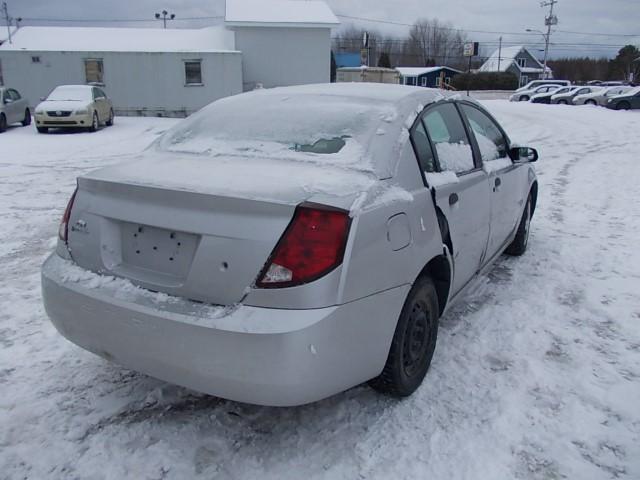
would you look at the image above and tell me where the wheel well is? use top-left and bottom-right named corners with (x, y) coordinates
top-left (530, 181), bottom-right (538, 217)
top-left (417, 255), bottom-right (451, 317)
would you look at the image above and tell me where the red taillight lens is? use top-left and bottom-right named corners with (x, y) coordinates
top-left (58, 187), bottom-right (78, 243)
top-left (256, 204), bottom-right (351, 288)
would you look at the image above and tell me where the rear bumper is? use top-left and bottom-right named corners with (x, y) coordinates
top-left (42, 254), bottom-right (408, 406)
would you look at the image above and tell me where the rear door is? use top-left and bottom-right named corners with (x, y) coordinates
top-left (9, 89), bottom-right (26, 123)
top-left (459, 102), bottom-right (525, 259)
top-left (420, 102), bottom-right (492, 295)
top-left (4, 89), bottom-right (19, 124)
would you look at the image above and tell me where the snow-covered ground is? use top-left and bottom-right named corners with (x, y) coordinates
top-left (1, 104), bottom-right (639, 479)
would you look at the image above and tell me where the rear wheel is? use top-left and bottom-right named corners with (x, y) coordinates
top-left (586, 99), bottom-right (597, 106)
top-left (106, 109), bottom-right (114, 126)
top-left (520, 95), bottom-right (530, 102)
top-left (617, 101), bottom-right (631, 111)
top-left (88, 112), bottom-right (99, 132)
top-left (22, 109), bottom-right (32, 126)
top-left (0, 114), bottom-right (6, 133)
top-left (505, 195), bottom-right (531, 256)
top-left (36, 126), bottom-right (49, 134)
top-left (369, 276), bottom-right (439, 397)
top-left (558, 99), bottom-right (568, 105)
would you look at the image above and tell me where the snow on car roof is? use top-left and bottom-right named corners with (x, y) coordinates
top-left (225, 0), bottom-right (339, 27)
top-left (0, 26), bottom-right (237, 53)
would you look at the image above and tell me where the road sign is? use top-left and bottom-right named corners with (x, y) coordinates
top-left (463, 42), bottom-right (479, 57)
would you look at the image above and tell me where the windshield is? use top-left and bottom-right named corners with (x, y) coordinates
top-left (157, 90), bottom-right (396, 172)
top-left (47, 86), bottom-right (92, 102)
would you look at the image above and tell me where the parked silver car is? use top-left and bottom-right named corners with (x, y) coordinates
top-left (551, 86), bottom-right (601, 104)
top-left (42, 84), bottom-right (539, 406)
top-left (573, 86), bottom-right (633, 106)
top-left (0, 87), bottom-right (31, 132)
top-left (509, 84), bottom-right (560, 102)
top-left (35, 85), bottom-right (114, 133)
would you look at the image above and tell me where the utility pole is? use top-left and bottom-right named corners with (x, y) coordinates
top-left (540, 0), bottom-right (558, 79)
top-left (154, 10), bottom-right (175, 29)
top-left (497, 36), bottom-right (503, 71)
top-left (2, 2), bottom-right (12, 44)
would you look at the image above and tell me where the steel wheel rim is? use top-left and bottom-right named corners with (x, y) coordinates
top-left (402, 300), bottom-right (433, 377)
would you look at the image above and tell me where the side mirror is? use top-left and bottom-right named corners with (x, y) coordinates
top-left (510, 146), bottom-right (538, 163)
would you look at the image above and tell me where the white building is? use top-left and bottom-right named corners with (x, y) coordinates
top-left (479, 45), bottom-right (553, 87)
top-left (0, 0), bottom-right (339, 116)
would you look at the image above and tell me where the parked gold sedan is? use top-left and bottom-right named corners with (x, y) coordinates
top-left (35, 85), bottom-right (114, 133)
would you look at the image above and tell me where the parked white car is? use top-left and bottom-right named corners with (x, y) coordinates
top-left (510, 84), bottom-right (560, 102)
top-left (573, 86), bottom-right (633, 106)
top-left (551, 86), bottom-right (601, 105)
top-left (515, 79), bottom-right (570, 93)
top-left (35, 85), bottom-right (114, 133)
top-left (0, 87), bottom-right (31, 133)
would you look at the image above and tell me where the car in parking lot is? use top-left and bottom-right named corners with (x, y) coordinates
top-left (0, 87), bottom-right (31, 132)
top-left (41, 84), bottom-right (539, 406)
top-left (551, 86), bottom-right (601, 104)
top-left (35, 85), bottom-right (114, 133)
top-left (605, 86), bottom-right (640, 110)
top-left (515, 79), bottom-right (570, 93)
top-left (573, 86), bottom-right (633, 106)
top-left (509, 84), bottom-right (560, 102)
top-left (531, 85), bottom-right (575, 104)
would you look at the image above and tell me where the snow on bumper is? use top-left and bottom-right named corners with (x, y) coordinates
top-left (41, 254), bottom-right (407, 406)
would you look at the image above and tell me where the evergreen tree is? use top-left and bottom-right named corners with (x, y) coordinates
top-left (378, 52), bottom-right (392, 68)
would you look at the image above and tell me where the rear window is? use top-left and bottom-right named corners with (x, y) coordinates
top-left (157, 90), bottom-right (396, 172)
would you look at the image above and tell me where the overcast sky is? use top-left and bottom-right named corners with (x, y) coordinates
top-left (4, 0), bottom-right (639, 59)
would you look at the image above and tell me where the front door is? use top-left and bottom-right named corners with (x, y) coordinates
top-left (420, 102), bottom-right (492, 295)
top-left (459, 103), bottom-right (525, 259)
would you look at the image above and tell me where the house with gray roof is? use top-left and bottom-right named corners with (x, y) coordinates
top-left (479, 45), bottom-right (553, 87)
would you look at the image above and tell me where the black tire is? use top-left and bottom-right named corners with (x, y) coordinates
top-left (88, 112), bottom-right (99, 132)
top-left (37, 126), bottom-right (49, 134)
top-left (585, 99), bottom-right (597, 106)
top-left (0, 114), bottom-right (6, 133)
top-left (369, 276), bottom-right (439, 397)
top-left (22, 109), bottom-right (31, 126)
top-left (520, 95), bottom-right (530, 102)
top-left (106, 109), bottom-right (114, 126)
top-left (616, 101), bottom-right (630, 111)
top-left (558, 99), bottom-right (568, 105)
top-left (505, 195), bottom-right (532, 256)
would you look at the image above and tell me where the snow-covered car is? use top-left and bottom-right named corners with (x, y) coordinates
top-left (605, 86), bottom-right (640, 110)
top-left (35, 85), bottom-right (114, 133)
top-left (515, 79), bottom-right (570, 93)
top-left (531, 85), bottom-right (575, 104)
top-left (510, 84), bottom-right (560, 102)
top-left (41, 84), bottom-right (539, 406)
top-left (0, 87), bottom-right (31, 133)
top-left (573, 86), bottom-right (632, 106)
top-left (551, 86), bottom-right (600, 105)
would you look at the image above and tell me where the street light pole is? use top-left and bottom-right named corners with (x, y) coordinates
top-left (154, 9), bottom-right (175, 29)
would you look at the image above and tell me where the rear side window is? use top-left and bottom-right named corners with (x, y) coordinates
top-left (410, 121), bottom-right (436, 173)
top-left (460, 104), bottom-right (509, 162)
top-left (423, 103), bottom-right (474, 174)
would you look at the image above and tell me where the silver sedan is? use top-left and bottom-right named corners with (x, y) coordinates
top-left (42, 84), bottom-right (539, 406)
top-left (573, 86), bottom-right (632, 106)
top-left (0, 87), bottom-right (31, 132)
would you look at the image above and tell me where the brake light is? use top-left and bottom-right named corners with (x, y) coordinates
top-left (256, 204), bottom-right (351, 288)
top-left (58, 187), bottom-right (78, 244)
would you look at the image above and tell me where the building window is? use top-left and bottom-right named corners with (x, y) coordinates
top-left (31, 56), bottom-right (41, 64)
top-left (85, 58), bottom-right (104, 84)
top-left (517, 58), bottom-right (526, 68)
top-left (445, 76), bottom-right (451, 85)
top-left (435, 76), bottom-right (441, 87)
top-left (184, 60), bottom-right (203, 85)
top-left (421, 76), bottom-right (427, 87)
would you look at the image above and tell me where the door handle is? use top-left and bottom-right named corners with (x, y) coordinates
top-left (449, 193), bottom-right (459, 206)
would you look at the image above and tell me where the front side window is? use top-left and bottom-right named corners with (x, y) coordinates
top-left (461, 104), bottom-right (509, 163)
top-left (410, 120), bottom-right (436, 173)
top-left (85, 59), bottom-right (104, 84)
top-left (185, 60), bottom-right (203, 85)
top-left (9, 89), bottom-right (21, 100)
top-left (423, 103), bottom-right (475, 174)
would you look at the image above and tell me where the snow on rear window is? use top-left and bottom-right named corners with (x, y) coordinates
top-left (157, 91), bottom-right (396, 173)
top-left (47, 86), bottom-right (92, 101)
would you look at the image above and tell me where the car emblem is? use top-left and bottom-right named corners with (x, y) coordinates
top-left (56, 111), bottom-right (62, 116)
top-left (71, 219), bottom-right (89, 234)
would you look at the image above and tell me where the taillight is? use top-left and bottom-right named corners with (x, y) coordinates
top-left (256, 204), bottom-right (351, 288)
top-left (58, 187), bottom-right (78, 244)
